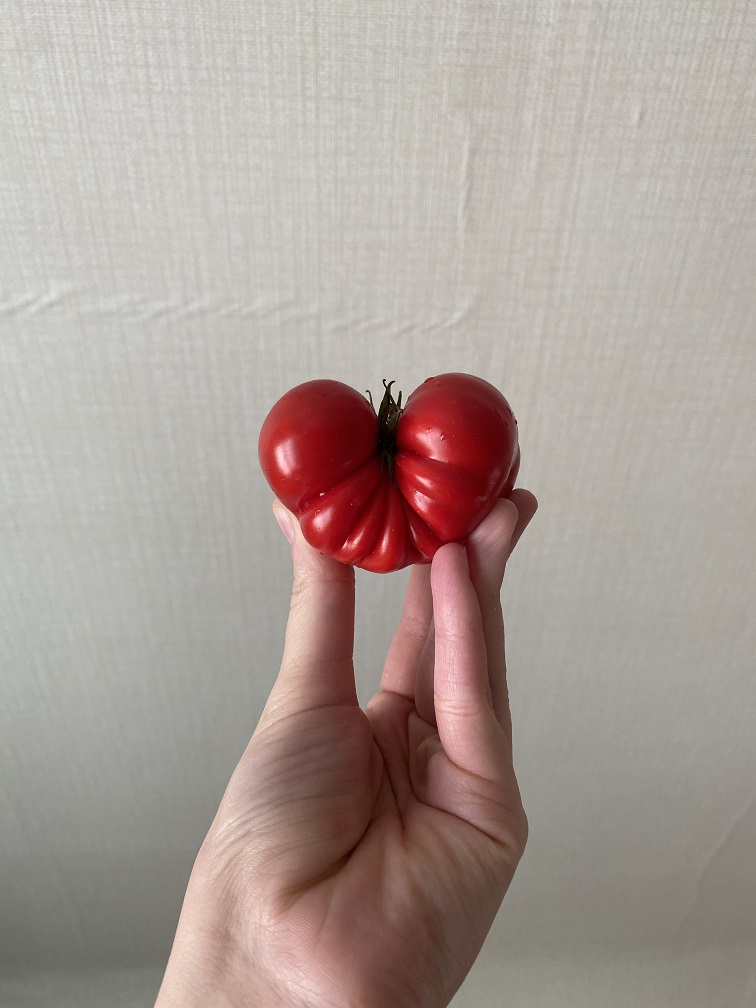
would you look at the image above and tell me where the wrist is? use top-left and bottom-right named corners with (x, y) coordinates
top-left (155, 917), bottom-right (252, 1008)
top-left (155, 851), bottom-right (271, 1008)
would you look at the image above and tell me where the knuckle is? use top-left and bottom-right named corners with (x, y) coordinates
top-left (290, 566), bottom-right (352, 602)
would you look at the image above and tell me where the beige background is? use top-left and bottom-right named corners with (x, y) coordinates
top-left (2, 1), bottom-right (755, 1004)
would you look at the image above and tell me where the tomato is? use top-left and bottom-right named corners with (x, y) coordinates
top-left (258, 373), bottom-right (520, 573)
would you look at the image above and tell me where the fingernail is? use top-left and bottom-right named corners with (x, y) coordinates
top-left (273, 507), bottom-right (294, 545)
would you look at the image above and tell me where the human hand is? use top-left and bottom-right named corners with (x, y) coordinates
top-left (156, 490), bottom-right (537, 1008)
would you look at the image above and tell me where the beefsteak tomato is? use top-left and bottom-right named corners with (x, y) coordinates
top-left (258, 373), bottom-right (520, 573)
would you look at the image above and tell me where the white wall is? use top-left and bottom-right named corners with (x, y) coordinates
top-left (2, 0), bottom-right (755, 1002)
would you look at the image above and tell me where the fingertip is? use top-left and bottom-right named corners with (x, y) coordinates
top-left (432, 540), bottom-right (469, 582)
top-left (292, 518), bottom-right (356, 590)
top-left (272, 499), bottom-right (352, 586)
top-left (272, 499), bottom-right (295, 545)
top-left (466, 499), bottom-right (519, 573)
top-left (509, 488), bottom-right (538, 518)
top-left (507, 488), bottom-right (538, 550)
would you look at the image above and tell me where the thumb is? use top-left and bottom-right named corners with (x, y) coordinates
top-left (267, 500), bottom-right (358, 714)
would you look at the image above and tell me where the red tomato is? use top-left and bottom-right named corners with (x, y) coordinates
top-left (258, 373), bottom-right (520, 573)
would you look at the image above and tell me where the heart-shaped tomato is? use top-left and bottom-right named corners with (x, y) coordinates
top-left (258, 373), bottom-right (520, 573)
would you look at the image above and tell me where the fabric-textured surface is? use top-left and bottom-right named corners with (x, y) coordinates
top-left (2, 0), bottom-right (755, 1001)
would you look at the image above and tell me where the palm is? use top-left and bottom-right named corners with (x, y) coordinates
top-left (223, 691), bottom-right (518, 1008)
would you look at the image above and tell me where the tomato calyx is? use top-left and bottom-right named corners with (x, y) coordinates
top-left (366, 379), bottom-right (403, 485)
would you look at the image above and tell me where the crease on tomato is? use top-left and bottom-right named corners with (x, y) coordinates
top-left (356, 482), bottom-right (415, 572)
top-left (399, 495), bottom-right (445, 561)
top-left (338, 474), bottom-right (394, 566)
top-left (298, 455), bottom-right (382, 556)
top-left (296, 451), bottom-right (379, 514)
top-left (395, 455), bottom-right (470, 520)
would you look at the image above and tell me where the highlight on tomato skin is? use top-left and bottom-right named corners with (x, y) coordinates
top-left (258, 373), bottom-right (520, 573)
top-left (258, 380), bottom-right (378, 513)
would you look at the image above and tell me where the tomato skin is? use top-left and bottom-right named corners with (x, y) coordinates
top-left (258, 374), bottom-right (520, 573)
top-left (395, 374), bottom-right (519, 543)
top-left (258, 380), bottom-right (378, 512)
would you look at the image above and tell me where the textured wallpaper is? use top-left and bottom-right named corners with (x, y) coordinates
top-left (2, 1), bottom-right (755, 1003)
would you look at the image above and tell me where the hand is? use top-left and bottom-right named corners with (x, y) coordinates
top-left (156, 491), bottom-right (537, 1008)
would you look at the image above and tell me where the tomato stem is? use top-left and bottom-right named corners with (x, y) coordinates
top-left (368, 379), bottom-right (403, 485)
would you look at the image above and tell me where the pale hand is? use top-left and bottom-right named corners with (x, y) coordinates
top-left (156, 490), bottom-right (537, 1008)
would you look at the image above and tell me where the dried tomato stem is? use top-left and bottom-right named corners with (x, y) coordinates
top-left (368, 379), bottom-right (403, 485)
